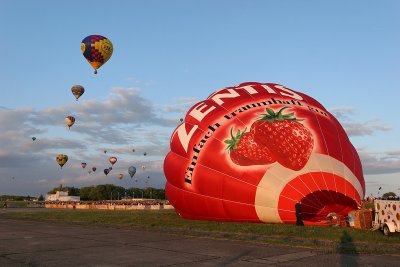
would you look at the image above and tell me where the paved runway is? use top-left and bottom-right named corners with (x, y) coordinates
top-left (0, 210), bottom-right (399, 266)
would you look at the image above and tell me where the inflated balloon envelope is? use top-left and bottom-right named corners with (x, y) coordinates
top-left (81, 35), bottom-right (113, 74)
top-left (164, 82), bottom-right (365, 226)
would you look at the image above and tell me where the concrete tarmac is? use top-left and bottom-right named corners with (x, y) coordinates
top-left (0, 209), bottom-right (399, 266)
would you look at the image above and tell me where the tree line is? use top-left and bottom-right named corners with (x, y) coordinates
top-left (47, 184), bottom-right (166, 201)
top-left (0, 195), bottom-right (36, 201)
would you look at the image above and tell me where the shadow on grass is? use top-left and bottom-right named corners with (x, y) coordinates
top-left (338, 230), bottom-right (358, 267)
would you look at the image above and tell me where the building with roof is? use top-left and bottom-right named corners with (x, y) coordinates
top-left (46, 191), bottom-right (80, 202)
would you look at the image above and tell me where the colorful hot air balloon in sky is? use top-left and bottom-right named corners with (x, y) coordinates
top-left (109, 156), bottom-right (117, 166)
top-left (81, 162), bottom-right (87, 169)
top-left (65, 116), bottom-right (75, 129)
top-left (56, 154), bottom-right (68, 169)
top-left (164, 82), bottom-right (365, 226)
top-left (117, 173), bottom-right (124, 180)
top-left (71, 85), bottom-right (85, 101)
top-left (104, 150), bottom-right (107, 154)
top-left (32, 137), bottom-right (36, 141)
top-left (92, 167), bottom-right (96, 172)
top-left (104, 169), bottom-right (110, 176)
top-left (81, 35), bottom-right (113, 74)
top-left (128, 166), bottom-right (136, 178)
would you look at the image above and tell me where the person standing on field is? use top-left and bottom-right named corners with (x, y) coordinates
top-left (295, 201), bottom-right (304, 226)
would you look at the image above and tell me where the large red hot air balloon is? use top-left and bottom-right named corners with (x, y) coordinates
top-left (164, 82), bottom-right (364, 226)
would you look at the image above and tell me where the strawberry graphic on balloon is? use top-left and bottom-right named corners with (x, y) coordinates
top-left (226, 106), bottom-right (314, 171)
top-left (224, 128), bottom-right (275, 166)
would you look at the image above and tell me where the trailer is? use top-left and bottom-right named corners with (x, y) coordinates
top-left (372, 199), bottom-right (400, 235)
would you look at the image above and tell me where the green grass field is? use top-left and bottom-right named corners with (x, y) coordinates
top-left (2, 208), bottom-right (399, 254)
top-left (0, 201), bottom-right (33, 208)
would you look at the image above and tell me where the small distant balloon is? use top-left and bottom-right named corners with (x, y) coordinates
top-left (128, 166), bottom-right (136, 178)
top-left (142, 165), bottom-right (146, 171)
top-left (180, 118), bottom-right (183, 122)
top-left (81, 162), bottom-right (87, 169)
top-left (143, 152), bottom-right (147, 156)
top-left (109, 156), bottom-right (117, 165)
top-left (109, 166), bottom-right (113, 171)
top-left (65, 116), bottom-right (75, 129)
top-left (56, 154), bottom-right (68, 169)
top-left (104, 169), bottom-right (110, 176)
top-left (132, 149), bottom-right (135, 153)
top-left (81, 35), bottom-right (113, 74)
top-left (92, 167), bottom-right (96, 172)
top-left (117, 173), bottom-right (124, 180)
top-left (32, 137), bottom-right (36, 141)
top-left (71, 85), bottom-right (85, 101)
top-left (104, 150), bottom-right (107, 154)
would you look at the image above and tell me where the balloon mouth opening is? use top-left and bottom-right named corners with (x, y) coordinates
top-left (299, 190), bottom-right (358, 223)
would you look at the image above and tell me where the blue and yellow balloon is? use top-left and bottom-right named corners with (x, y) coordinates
top-left (81, 35), bottom-right (113, 74)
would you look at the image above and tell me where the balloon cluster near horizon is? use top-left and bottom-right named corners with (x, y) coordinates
top-left (164, 82), bottom-right (365, 226)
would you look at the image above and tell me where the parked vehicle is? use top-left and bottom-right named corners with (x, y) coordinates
top-left (373, 199), bottom-right (400, 235)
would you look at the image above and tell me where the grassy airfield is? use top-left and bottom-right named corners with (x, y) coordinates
top-left (2, 208), bottom-right (399, 255)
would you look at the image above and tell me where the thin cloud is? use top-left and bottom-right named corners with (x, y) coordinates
top-left (329, 107), bottom-right (392, 137)
top-left (19, 138), bottom-right (87, 153)
top-left (0, 87), bottom-right (175, 195)
top-left (343, 122), bottom-right (391, 136)
top-left (163, 97), bottom-right (198, 113)
top-left (358, 149), bottom-right (400, 175)
top-left (329, 106), bottom-right (355, 120)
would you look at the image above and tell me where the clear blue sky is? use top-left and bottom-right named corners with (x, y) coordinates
top-left (0, 0), bottom-right (399, 197)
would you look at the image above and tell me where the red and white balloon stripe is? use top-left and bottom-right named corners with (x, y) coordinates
top-left (255, 153), bottom-right (363, 225)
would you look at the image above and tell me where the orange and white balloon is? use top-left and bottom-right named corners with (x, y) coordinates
top-left (65, 116), bottom-right (75, 129)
